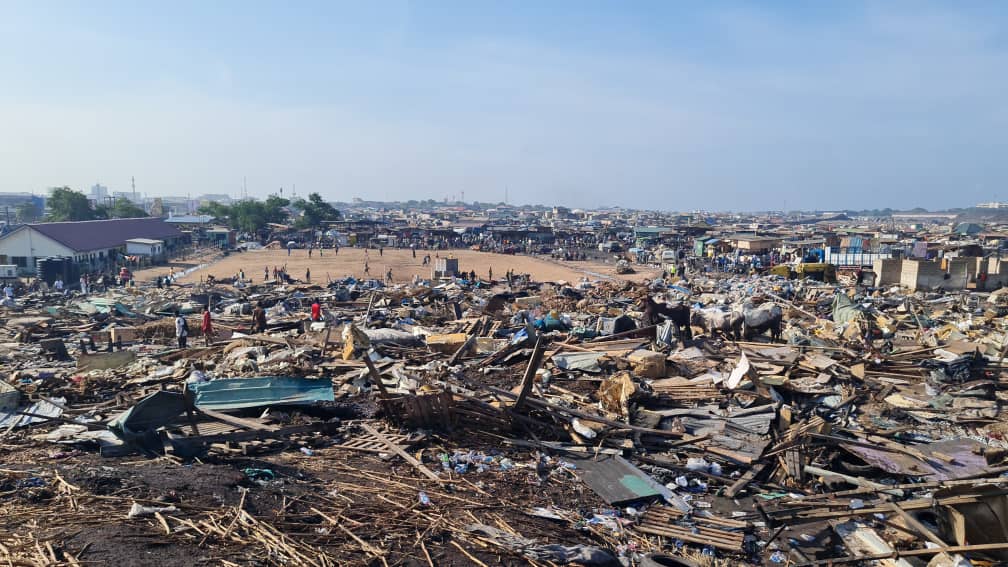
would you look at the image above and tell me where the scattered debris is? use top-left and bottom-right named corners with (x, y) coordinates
top-left (5, 254), bottom-right (1008, 566)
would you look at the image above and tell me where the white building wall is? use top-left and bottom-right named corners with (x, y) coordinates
top-left (0, 228), bottom-right (76, 272)
top-left (0, 227), bottom-right (124, 274)
top-left (126, 241), bottom-right (162, 256)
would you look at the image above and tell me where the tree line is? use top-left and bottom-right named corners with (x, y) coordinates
top-left (37, 186), bottom-right (149, 222)
top-left (22, 188), bottom-right (341, 232)
top-left (198, 192), bottom-right (341, 233)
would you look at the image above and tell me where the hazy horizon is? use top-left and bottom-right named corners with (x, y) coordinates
top-left (2, 1), bottom-right (1006, 211)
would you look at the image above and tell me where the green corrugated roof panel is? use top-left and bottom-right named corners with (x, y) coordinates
top-left (189, 376), bottom-right (334, 410)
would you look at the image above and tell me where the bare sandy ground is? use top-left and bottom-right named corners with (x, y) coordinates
top-left (134, 247), bottom-right (660, 285)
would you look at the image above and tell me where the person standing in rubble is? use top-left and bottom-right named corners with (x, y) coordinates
top-left (488, 266), bottom-right (493, 282)
top-left (264, 266), bottom-right (269, 281)
top-left (251, 302), bottom-right (267, 333)
top-left (174, 310), bottom-right (188, 349)
top-left (310, 301), bottom-right (322, 322)
top-left (201, 306), bottom-right (214, 346)
top-left (79, 275), bottom-right (88, 295)
top-left (305, 267), bottom-right (311, 283)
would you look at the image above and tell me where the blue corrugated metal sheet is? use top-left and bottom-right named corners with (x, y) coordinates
top-left (189, 377), bottom-right (334, 410)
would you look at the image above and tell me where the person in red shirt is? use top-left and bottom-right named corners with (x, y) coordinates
top-left (201, 306), bottom-right (214, 346)
top-left (310, 301), bottom-right (322, 322)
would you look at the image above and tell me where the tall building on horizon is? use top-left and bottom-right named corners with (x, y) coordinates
top-left (90, 183), bottom-right (108, 202)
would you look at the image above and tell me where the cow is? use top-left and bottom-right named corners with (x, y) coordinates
top-left (741, 301), bottom-right (783, 341)
top-left (691, 307), bottom-right (743, 340)
top-left (640, 296), bottom-right (692, 340)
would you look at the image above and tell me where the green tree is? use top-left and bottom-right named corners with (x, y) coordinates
top-left (293, 193), bottom-right (340, 229)
top-left (103, 198), bottom-right (149, 219)
top-left (198, 201), bottom-right (232, 220)
top-left (47, 187), bottom-right (98, 221)
top-left (263, 195), bottom-right (291, 224)
top-left (198, 197), bottom-right (288, 232)
top-left (16, 200), bottom-right (41, 223)
top-left (227, 200), bottom-right (267, 232)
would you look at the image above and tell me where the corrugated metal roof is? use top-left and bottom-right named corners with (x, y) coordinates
top-left (568, 454), bottom-right (672, 506)
top-left (165, 215), bottom-right (214, 224)
top-left (189, 376), bottom-right (334, 410)
top-left (12, 218), bottom-right (184, 253)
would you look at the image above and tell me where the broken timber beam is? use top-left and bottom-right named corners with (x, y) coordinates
top-left (726, 462), bottom-right (767, 498)
top-left (360, 422), bottom-right (441, 482)
top-left (490, 385), bottom-right (686, 439)
top-left (363, 355), bottom-right (391, 397)
top-left (513, 335), bottom-right (548, 411)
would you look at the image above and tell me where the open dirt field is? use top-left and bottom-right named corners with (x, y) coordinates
top-left (136, 247), bottom-right (660, 285)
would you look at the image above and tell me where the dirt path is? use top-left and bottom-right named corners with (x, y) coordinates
top-left (134, 247), bottom-right (660, 285)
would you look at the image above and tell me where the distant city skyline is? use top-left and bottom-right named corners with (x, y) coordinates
top-left (1, 1), bottom-right (1006, 211)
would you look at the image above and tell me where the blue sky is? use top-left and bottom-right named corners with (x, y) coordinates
top-left (1, 1), bottom-right (1006, 211)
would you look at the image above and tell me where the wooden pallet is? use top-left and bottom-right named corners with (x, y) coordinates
top-left (636, 506), bottom-right (746, 551)
top-left (330, 426), bottom-right (418, 456)
top-left (404, 391), bottom-right (456, 429)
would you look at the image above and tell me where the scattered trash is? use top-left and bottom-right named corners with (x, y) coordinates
top-left (2, 226), bottom-right (1008, 565)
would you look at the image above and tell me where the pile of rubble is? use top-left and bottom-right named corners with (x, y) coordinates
top-left (2, 271), bottom-right (1008, 566)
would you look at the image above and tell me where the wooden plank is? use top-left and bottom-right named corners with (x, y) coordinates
top-left (489, 385), bottom-right (686, 439)
top-left (636, 525), bottom-right (743, 551)
top-left (726, 462), bottom-right (767, 498)
top-left (513, 335), bottom-right (548, 411)
top-left (448, 334), bottom-right (477, 365)
top-left (785, 447), bottom-right (805, 483)
top-left (197, 408), bottom-right (280, 432)
top-left (360, 423), bottom-right (441, 482)
top-left (363, 356), bottom-right (391, 396)
top-left (888, 502), bottom-right (947, 547)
